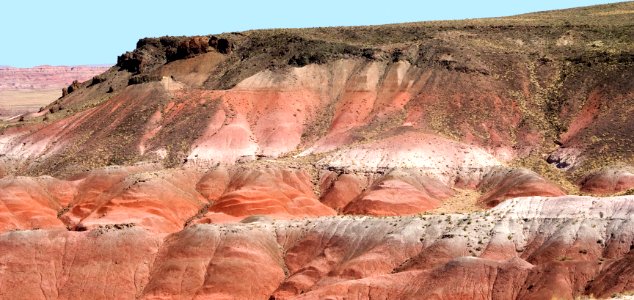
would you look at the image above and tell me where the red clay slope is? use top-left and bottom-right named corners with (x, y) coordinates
top-left (580, 166), bottom-right (634, 195)
top-left (0, 162), bottom-right (580, 233)
top-left (0, 196), bottom-right (633, 299)
top-left (0, 165), bottom-right (338, 232)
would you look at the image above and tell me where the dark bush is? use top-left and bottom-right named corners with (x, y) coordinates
top-left (217, 38), bottom-right (232, 54)
top-left (67, 80), bottom-right (80, 93)
top-left (128, 74), bottom-right (161, 85)
top-left (90, 74), bottom-right (107, 86)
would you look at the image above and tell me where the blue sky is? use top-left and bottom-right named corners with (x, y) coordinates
top-left (0, 0), bottom-right (625, 67)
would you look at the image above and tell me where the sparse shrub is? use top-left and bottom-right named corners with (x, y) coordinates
top-left (90, 75), bottom-right (107, 86)
top-left (128, 74), bottom-right (161, 85)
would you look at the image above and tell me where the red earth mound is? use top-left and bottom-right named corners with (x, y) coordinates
top-left (580, 166), bottom-right (634, 195)
top-left (477, 167), bottom-right (566, 207)
top-left (341, 171), bottom-right (455, 216)
top-left (0, 165), bottom-right (339, 232)
top-left (0, 176), bottom-right (74, 231)
top-left (0, 197), bottom-right (632, 299)
top-left (0, 163), bottom-right (576, 233)
top-left (196, 166), bottom-right (336, 222)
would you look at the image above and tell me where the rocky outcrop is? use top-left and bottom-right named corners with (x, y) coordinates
top-left (207, 36), bottom-right (234, 54)
top-left (64, 79), bottom-right (80, 95)
top-left (116, 35), bottom-right (232, 74)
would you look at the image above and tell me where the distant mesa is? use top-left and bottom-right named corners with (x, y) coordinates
top-left (0, 65), bottom-right (110, 118)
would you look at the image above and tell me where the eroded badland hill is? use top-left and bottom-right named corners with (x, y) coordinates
top-left (0, 2), bottom-right (633, 299)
